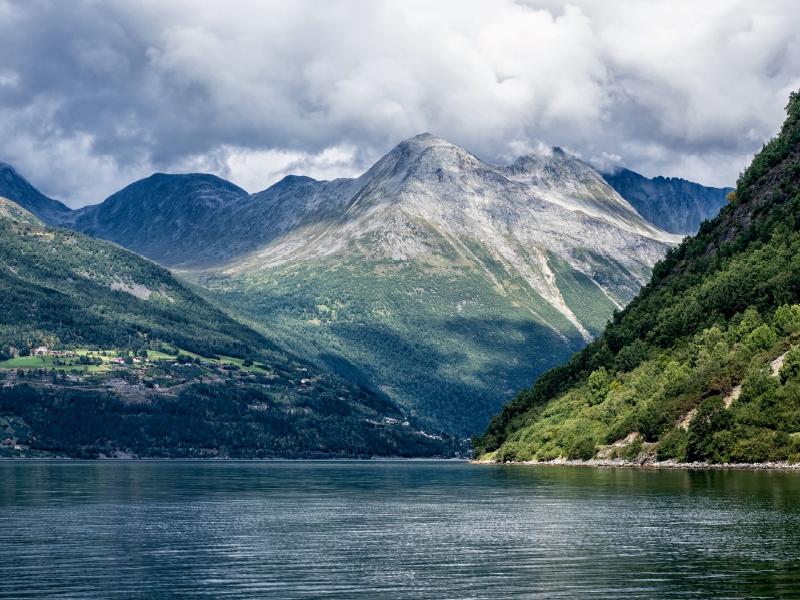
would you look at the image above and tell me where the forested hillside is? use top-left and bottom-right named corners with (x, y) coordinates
top-left (0, 198), bottom-right (458, 458)
top-left (0, 197), bottom-right (279, 360)
top-left (474, 90), bottom-right (800, 465)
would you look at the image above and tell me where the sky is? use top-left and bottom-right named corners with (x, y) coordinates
top-left (0, 0), bottom-right (799, 208)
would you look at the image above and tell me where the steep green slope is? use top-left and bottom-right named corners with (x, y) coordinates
top-left (0, 196), bottom-right (277, 359)
top-left (474, 90), bottom-right (800, 464)
top-left (0, 197), bottom-right (458, 458)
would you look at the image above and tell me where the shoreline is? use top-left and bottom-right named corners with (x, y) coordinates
top-left (0, 456), bottom-right (470, 462)
top-left (471, 457), bottom-right (800, 470)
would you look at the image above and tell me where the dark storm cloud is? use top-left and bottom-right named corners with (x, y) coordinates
top-left (0, 0), bottom-right (798, 206)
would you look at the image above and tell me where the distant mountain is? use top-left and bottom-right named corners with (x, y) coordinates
top-left (0, 162), bottom-right (72, 225)
top-left (602, 168), bottom-right (732, 235)
top-left (60, 173), bottom-right (250, 265)
top-left (0, 195), bottom-right (456, 458)
top-left (10, 135), bottom-right (684, 436)
top-left (474, 90), bottom-right (800, 466)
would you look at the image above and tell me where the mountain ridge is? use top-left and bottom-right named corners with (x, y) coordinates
top-left (174, 134), bottom-right (682, 434)
top-left (0, 162), bottom-right (72, 225)
top-left (0, 193), bottom-right (458, 458)
top-left (602, 167), bottom-right (732, 235)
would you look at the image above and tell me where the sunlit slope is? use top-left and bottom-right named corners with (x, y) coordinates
top-left (0, 196), bottom-right (278, 358)
top-left (475, 91), bottom-right (800, 465)
top-left (203, 250), bottom-right (599, 436)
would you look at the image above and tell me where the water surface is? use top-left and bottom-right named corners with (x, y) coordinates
top-left (1, 461), bottom-right (799, 599)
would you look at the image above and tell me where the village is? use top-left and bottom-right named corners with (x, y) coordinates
top-left (0, 344), bottom-right (330, 458)
top-left (0, 344), bottom-right (294, 395)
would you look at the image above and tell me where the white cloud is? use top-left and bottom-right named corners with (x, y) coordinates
top-left (0, 0), bottom-right (798, 205)
top-left (171, 143), bottom-right (367, 193)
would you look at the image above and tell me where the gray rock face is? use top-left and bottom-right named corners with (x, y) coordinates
top-left (602, 168), bottom-right (732, 235)
top-left (218, 135), bottom-right (680, 333)
top-left (0, 162), bottom-right (71, 225)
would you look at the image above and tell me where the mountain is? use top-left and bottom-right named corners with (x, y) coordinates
top-left (60, 173), bottom-right (251, 266)
top-left (22, 134), bottom-right (681, 436)
top-left (126, 134), bottom-right (676, 436)
top-left (0, 162), bottom-right (72, 225)
top-left (474, 90), bottom-right (800, 465)
top-left (0, 195), bottom-right (457, 458)
top-left (602, 168), bottom-right (732, 235)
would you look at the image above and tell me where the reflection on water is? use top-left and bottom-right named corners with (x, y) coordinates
top-left (1, 461), bottom-right (799, 599)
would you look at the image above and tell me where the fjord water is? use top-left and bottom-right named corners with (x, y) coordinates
top-left (1, 462), bottom-right (799, 599)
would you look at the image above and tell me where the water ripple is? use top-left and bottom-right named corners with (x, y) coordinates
top-left (1, 462), bottom-right (799, 599)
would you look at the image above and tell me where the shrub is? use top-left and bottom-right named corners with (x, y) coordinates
top-left (735, 307), bottom-right (764, 341)
top-left (620, 438), bottom-right (643, 461)
top-left (780, 346), bottom-right (800, 384)
top-left (741, 359), bottom-right (781, 402)
top-left (587, 367), bottom-right (610, 406)
top-left (730, 431), bottom-right (776, 463)
top-left (773, 304), bottom-right (800, 334)
top-left (496, 441), bottom-right (529, 462)
top-left (687, 396), bottom-right (733, 461)
top-left (745, 324), bottom-right (777, 352)
top-left (657, 428), bottom-right (688, 461)
top-left (708, 430), bottom-right (736, 463)
top-left (568, 436), bottom-right (596, 460)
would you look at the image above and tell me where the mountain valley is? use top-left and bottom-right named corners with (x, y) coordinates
top-left (9, 135), bottom-right (686, 435)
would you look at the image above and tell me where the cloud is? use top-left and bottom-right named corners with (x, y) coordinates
top-left (0, 0), bottom-right (798, 206)
top-left (171, 143), bottom-right (366, 193)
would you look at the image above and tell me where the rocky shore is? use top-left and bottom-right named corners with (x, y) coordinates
top-left (471, 457), bottom-right (800, 470)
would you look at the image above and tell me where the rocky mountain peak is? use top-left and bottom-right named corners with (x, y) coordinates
top-left (357, 133), bottom-right (483, 193)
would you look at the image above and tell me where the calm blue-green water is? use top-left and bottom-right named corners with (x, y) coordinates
top-left (1, 461), bottom-right (800, 599)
